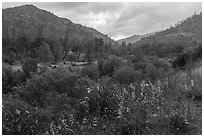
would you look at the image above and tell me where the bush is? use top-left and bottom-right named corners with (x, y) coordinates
top-left (113, 66), bottom-right (142, 84)
top-left (3, 63), bottom-right (14, 93)
top-left (102, 56), bottom-right (124, 76)
top-left (145, 63), bottom-right (163, 81)
top-left (2, 63), bottom-right (27, 94)
top-left (172, 52), bottom-right (192, 69)
top-left (90, 90), bottom-right (119, 118)
top-left (20, 67), bottom-right (90, 108)
top-left (48, 94), bottom-right (76, 114)
top-left (2, 96), bottom-right (51, 135)
top-left (133, 61), bottom-right (147, 73)
top-left (81, 65), bottom-right (100, 81)
top-left (22, 57), bottom-right (37, 77)
top-left (152, 58), bottom-right (171, 71)
top-left (169, 115), bottom-right (192, 135)
top-left (75, 86), bottom-right (120, 122)
top-left (97, 59), bottom-right (104, 76)
top-left (13, 71), bottom-right (27, 85)
top-left (192, 46), bottom-right (202, 60)
top-left (129, 54), bottom-right (144, 64)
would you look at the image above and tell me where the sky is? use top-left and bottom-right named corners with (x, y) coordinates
top-left (2, 2), bottom-right (202, 40)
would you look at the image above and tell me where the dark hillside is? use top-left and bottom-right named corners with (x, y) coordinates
top-left (132, 13), bottom-right (202, 48)
top-left (129, 13), bottom-right (202, 58)
top-left (2, 4), bottom-right (116, 47)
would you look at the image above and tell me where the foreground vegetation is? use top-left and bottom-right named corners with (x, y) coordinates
top-left (2, 51), bottom-right (202, 134)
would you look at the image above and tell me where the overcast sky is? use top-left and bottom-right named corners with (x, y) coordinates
top-left (2, 2), bottom-right (202, 40)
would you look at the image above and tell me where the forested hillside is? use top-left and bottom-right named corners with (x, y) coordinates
top-left (116, 13), bottom-right (202, 60)
top-left (132, 13), bottom-right (201, 56)
top-left (2, 5), bottom-right (117, 63)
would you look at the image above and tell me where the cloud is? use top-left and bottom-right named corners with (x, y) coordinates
top-left (2, 2), bottom-right (202, 40)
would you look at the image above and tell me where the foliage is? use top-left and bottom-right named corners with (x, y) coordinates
top-left (2, 95), bottom-right (51, 135)
top-left (48, 40), bottom-right (64, 62)
top-left (3, 63), bottom-right (27, 94)
top-left (81, 65), bottom-right (100, 81)
top-left (19, 67), bottom-right (90, 108)
top-left (133, 61), bottom-right (147, 73)
top-left (113, 66), bottom-right (142, 84)
top-left (97, 59), bottom-right (105, 76)
top-left (2, 63), bottom-right (15, 93)
top-left (172, 53), bottom-right (191, 69)
top-left (145, 63), bottom-right (162, 81)
top-left (152, 58), bottom-right (171, 71)
top-left (75, 87), bottom-right (120, 122)
top-left (168, 115), bottom-right (192, 135)
top-left (22, 57), bottom-right (37, 77)
top-left (102, 56), bottom-right (124, 76)
top-left (35, 43), bottom-right (54, 63)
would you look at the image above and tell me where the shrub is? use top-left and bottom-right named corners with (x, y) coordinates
top-left (129, 54), bottom-right (144, 64)
top-left (2, 63), bottom-right (26, 94)
top-left (81, 65), bottom-right (100, 81)
top-left (13, 71), bottom-right (27, 85)
top-left (2, 95), bottom-right (51, 135)
top-left (113, 66), bottom-right (142, 84)
top-left (2, 63), bottom-right (14, 93)
top-left (48, 94), bottom-right (76, 114)
top-left (119, 108), bottom-right (147, 135)
top-left (35, 43), bottom-right (54, 63)
top-left (133, 61), bottom-right (147, 73)
top-left (169, 115), bottom-right (191, 135)
top-left (75, 87), bottom-right (120, 122)
top-left (145, 63), bottom-right (163, 81)
top-left (152, 58), bottom-right (171, 71)
top-left (172, 53), bottom-right (191, 69)
top-left (20, 67), bottom-right (90, 108)
top-left (22, 57), bottom-right (37, 77)
top-left (192, 46), bottom-right (202, 60)
top-left (37, 65), bottom-right (48, 74)
top-left (102, 56), bottom-right (124, 76)
top-left (97, 59), bottom-right (104, 76)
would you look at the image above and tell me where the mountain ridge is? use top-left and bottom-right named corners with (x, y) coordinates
top-left (2, 4), bottom-right (117, 46)
top-left (117, 32), bottom-right (156, 44)
top-left (131, 13), bottom-right (202, 48)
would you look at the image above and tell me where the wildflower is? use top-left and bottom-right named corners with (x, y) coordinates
top-left (87, 88), bottom-right (91, 93)
top-left (190, 80), bottom-right (194, 87)
top-left (26, 111), bottom-right (30, 114)
top-left (16, 109), bottom-right (20, 114)
top-left (96, 83), bottom-right (100, 90)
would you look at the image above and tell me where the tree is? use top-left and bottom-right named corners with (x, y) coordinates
top-left (131, 47), bottom-right (144, 63)
top-left (120, 42), bottom-right (127, 55)
top-left (94, 38), bottom-right (105, 58)
top-left (35, 43), bottom-right (54, 63)
top-left (84, 33), bottom-right (95, 64)
top-left (102, 56), bottom-right (123, 76)
top-left (141, 43), bottom-right (150, 55)
top-left (113, 66), bottom-right (142, 84)
top-left (16, 37), bottom-right (29, 56)
top-left (145, 63), bottom-right (162, 81)
top-left (71, 38), bottom-right (83, 60)
top-left (62, 25), bottom-right (79, 60)
top-left (30, 37), bottom-right (45, 51)
top-left (22, 57), bottom-right (37, 78)
top-left (49, 39), bottom-right (64, 62)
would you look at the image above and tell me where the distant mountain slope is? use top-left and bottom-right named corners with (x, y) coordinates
top-left (117, 32), bottom-right (155, 44)
top-left (132, 13), bottom-right (202, 48)
top-left (2, 4), bottom-right (117, 46)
